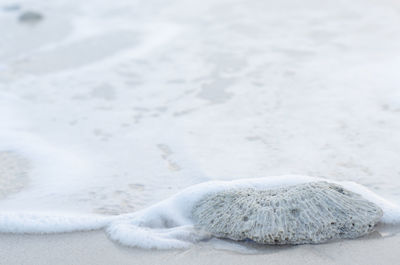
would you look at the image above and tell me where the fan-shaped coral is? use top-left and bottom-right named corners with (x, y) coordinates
top-left (192, 181), bottom-right (383, 244)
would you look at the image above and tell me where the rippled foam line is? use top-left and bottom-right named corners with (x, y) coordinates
top-left (106, 222), bottom-right (200, 249)
top-left (0, 212), bottom-right (113, 234)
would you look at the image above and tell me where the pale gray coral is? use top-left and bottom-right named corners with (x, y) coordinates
top-left (192, 181), bottom-right (383, 244)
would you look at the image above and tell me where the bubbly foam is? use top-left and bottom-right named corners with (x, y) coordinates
top-left (1, 0), bottom-right (400, 251)
top-left (0, 176), bottom-right (399, 249)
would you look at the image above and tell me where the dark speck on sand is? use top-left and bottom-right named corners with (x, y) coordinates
top-left (18, 11), bottom-right (43, 24)
top-left (2, 4), bottom-right (21, 12)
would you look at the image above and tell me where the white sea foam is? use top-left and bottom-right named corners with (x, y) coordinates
top-left (0, 93), bottom-right (95, 211)
top-left (0, 212), bottom-right (112, 233)
top-left (0, 176), bottom-right (399, 249)
top-left (1, 0), bottom-right (400, 252)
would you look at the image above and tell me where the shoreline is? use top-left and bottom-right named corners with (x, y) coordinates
top-left (0, 229), bottom-right (399, 265)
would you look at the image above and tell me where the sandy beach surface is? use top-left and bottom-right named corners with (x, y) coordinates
top-left (0, 229), bottom-right (399, 265)
top-left (1, 0), bottom-right (400, 263)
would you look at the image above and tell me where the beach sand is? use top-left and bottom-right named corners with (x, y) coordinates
top-left (1, 229), bottom-right (400, 265)
top-left (1, 0), bottom-right (400, 263)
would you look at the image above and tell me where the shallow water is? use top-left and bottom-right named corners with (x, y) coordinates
top-left (0, 0), bottom-right (400, 249)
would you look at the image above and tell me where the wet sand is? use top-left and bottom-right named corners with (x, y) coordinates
top-left (0, 230), bottom-right (399, 265)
